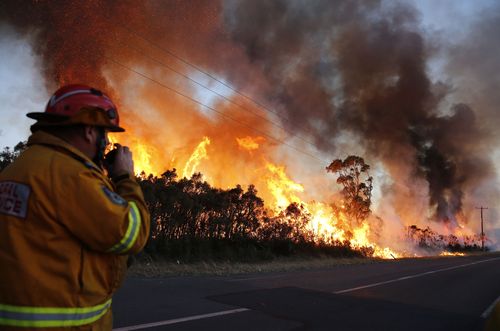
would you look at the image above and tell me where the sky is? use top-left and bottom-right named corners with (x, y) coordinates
top-left (0, 24), bottom-right (46, 147)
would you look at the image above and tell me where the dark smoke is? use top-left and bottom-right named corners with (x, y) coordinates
top-left (443, 2), bottom-right (500, 237)
top-left (223, 1), bottom-right (379, 151)
top-left (0, 1), bottom-right (147, 91)
top-left (0, 0), bottom-right (227, 98)
top-left (446, 3), bottom-right (500, 135)
top-left (223, 0), bottom-right (497, 225)
top-left (409, 103), bottom-right (493, 223)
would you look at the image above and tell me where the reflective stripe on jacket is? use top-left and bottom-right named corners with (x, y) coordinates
top-left (0, 299), bottom-right (111, 327)
top-left (0, 131), bottom-right (150, 330)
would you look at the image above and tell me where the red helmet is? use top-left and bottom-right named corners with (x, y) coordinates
top-left (27, 84), bottom-right (125, 132)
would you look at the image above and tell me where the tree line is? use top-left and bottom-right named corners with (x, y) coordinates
top-left (406, 225), bottom-right (483, 252)
top-left (138, 169), bottom-right (367, 261)
top-left (1, 142), bottom-right (369, 260)
top-left (1, 142), bottom-right (484, 261)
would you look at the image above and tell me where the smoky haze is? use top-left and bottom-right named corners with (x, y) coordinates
top-left (1, 0), bottom-right (499, 240)
top-left (223, 0), bottom-right (500, 229)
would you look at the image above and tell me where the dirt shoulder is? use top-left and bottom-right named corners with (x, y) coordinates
top-left (128, 255), bottom-right (393, 277)
top-left (127, 251), bottom-right (500, 278)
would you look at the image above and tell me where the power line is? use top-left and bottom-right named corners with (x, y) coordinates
top-left (118, 40), bottom-right (320, 148)
top-left (121, 25), bottom-right (282, 117)
top-left (108, 25), bottom-right (419, 193)
top-left (104, 56), bottom-right (329, 164)
top-left (120, 25), bottom-right (339, 151)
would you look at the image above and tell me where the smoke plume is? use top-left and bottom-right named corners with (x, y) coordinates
top-left (223, 0), bottom-right (499, 229)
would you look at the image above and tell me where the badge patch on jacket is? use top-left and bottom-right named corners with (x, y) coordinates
top-left (102, 186), bottom-right (127, 206)
top-left (0, 181), bottom-right (31, 219)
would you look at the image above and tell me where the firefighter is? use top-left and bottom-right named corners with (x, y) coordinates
top-left (0, 84), bottom-right (150, 330)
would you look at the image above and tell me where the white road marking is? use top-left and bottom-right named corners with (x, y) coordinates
top-left (112, 308), bottom-right (250, 331)
top-left (481, 295), bottom-right (500, 319)
top-left (334, 257), bottom-right (500, 294)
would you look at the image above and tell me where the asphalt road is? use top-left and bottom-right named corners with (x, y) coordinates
top-left (112, 253), bottom-right (500, 331)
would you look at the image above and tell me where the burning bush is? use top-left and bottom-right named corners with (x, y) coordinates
top-left (139, 169), bottom-right (369, 261)
top-left (407, 225), bottom-right (484, 252)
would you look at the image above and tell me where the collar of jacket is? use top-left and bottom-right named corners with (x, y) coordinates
top-left (27, 130), bottom-right (102, 172)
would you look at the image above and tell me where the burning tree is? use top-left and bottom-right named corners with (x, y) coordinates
top-left (136, 167), bottom-right (372, 261)
top-left (326, 156), bottom-right (373, 227)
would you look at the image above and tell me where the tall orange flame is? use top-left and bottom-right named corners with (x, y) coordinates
top-left (265, 162), bottom-right (304, 210)
top-left (182, 136), bottom-right (210, 178)
top-left (264, 160), bottom-right (401, 259)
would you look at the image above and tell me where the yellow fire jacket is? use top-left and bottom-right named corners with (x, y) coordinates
top-left (0, 131), bottom-right (150, 330)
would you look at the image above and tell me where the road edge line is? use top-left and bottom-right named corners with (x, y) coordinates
top-left (481, 295), bottom-right (500, 319)
top-left (112, 308), bottom-right (250, 331)
top-left (334, 257), bottom-right (500, 294)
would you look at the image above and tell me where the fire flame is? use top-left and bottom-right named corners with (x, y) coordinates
top-left (307, 202), bottom-right (346, 242)
top-left (266, 162), bottom-right (304, 210)
top-left (182, 136), bottom-right (210, 178)
top-left (237, 136), bottom-right (264, 151)
top-left (109, 134), bottom-right (161, 176)
top-left (264, 161), bottom-right (401, 259)
top-left (132, 142), bottom-right (156, 176)
top-left (439, 251), bottom-right (466, 257)
top-left (110, 134), bottom-right (476, 260)
top-left (110, 130), bottom-right (476, 259)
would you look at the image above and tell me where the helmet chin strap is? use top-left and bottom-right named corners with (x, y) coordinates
top-left (93, 127), bottom-right (107, 167)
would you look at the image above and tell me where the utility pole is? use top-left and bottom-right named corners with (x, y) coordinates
top-left (475, 206), bottom-right (488, 251)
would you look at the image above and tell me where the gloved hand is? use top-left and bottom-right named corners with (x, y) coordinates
top-left (104, 144), bottom-right (134, 178)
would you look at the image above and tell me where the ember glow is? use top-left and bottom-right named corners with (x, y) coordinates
top-left (131, 141), bottom-right (157, 177)
top-left (439, 252), bottom-right (466, 257)
top-left (2, 0), bottom-right (499, 256)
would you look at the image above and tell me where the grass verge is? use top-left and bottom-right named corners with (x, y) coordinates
top-left (128, 255), bottom-right (386, 277)
top-left (127, 251), bottom-right (499, 278)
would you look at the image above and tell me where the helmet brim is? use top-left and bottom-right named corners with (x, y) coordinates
top-left (26, 112), bottom-right (125, 132)
top-left (27, 112), bottom-right (70, 121)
